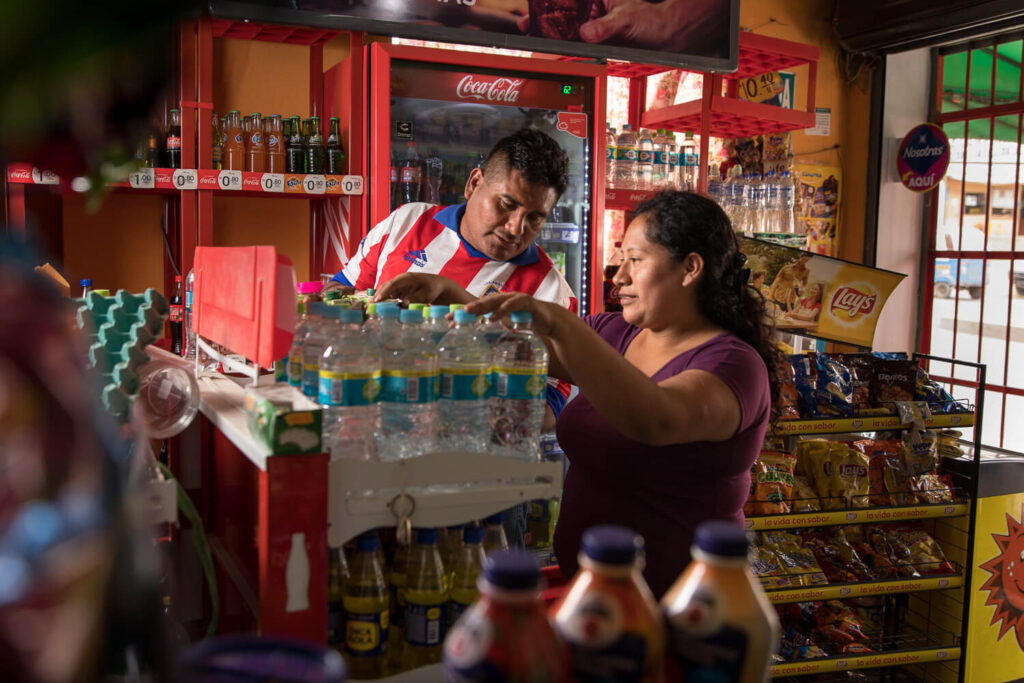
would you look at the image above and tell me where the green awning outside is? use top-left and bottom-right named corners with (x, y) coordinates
top-left (941, 39), bottom-right (1023, 142)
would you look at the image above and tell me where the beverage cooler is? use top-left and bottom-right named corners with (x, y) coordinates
top-left (366, 43), bottom-right (606, 315)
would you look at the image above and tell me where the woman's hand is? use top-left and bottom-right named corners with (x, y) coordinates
top-left (372, 273), bottom-right (474, 305)
top-left (464, 292), bottom-right (570, 338)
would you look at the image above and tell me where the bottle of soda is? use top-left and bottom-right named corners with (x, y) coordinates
top-left (223, 110), bottom-right (245, 172)
top-left (401, 142), bottom-right (423, 204)
top-left (287, 116), bottom-right (305, 173)
top-left (145, 120), bottom-right (162, 168)
top-left (165, 109), bottom-right (182, 169)
top-left (210, 110), bottom-right (223, 171)
top-left (306, 116), bottom-right (325, 174)
top-left (245, 112), bottom-right (266, 173)
top-left (342, 532), bottom-right (389, 679)
top-left (424, 151), bottom-right (443, 204)
top-left (266, 114), bottom-right (286, 174)
top-left (402, 528), bottom-right (447, 669)
top-left (390, 149), bottom-right (400, 209)
top-left (482, 514), bottom-right (509, 554)
top-left (326, 116), bottom-right (346, 175)
top-left (447, 525), bottom-right (485, 627)
top-left (327, 546), bottom-right (349, 648)
top-left (169, 275), bottom-right (184, 355)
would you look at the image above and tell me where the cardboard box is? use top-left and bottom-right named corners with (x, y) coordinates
top-left (244, 384), bottom-right (323, 455)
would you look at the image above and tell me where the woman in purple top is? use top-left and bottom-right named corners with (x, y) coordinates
top-left (467, 191), bottom-right (780, 598)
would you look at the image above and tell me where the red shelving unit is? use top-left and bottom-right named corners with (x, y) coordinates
top-left (641, 96), bottom-right (815, 138)
top-left (211, 19), bottom-right (339, 45)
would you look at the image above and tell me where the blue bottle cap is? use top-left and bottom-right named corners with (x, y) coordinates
top-left (415, 527), bottom-right (439, 544)
top-left (510, 311), bottom-right (532, 324)
top-left (399, 308), bottom-right (423, 324)
top-left (483, 550), bottom-right (539, 590)
top-left (463, 525), bottom-right (485, 544)
top-left (454, 310), bottom-right (477, 325)
top-left (429, 305), bottom-right (449, 319)
top-left (356, 532), bottom-right (379, 552)
top-left (694, 520), bottom-right (749, 558)
top-left (378, 302), bottom-right (400, 319)
top-left (484, 513), bottom-right (503, 525)
top-left (339, 309), bottom-right (363, 324)
top-left (581, 525), bottom-right (643, 565)
top-left (80, 278), bottom-right (93, 287)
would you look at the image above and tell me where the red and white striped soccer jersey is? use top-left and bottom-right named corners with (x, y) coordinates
top-left (337, 203), bottom-right (576, 310)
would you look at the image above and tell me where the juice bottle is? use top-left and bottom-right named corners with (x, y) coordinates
top-left (223, 110), bottom-right (245, 172)
top-left (387, 541), bottom-right (409, 671)
top-left (402, 528), bottom-right (448, 669)
top-left (483, 513), bottom-right (509, 554)
top-left (551, 525), bottom-right (665, 681)
top-left (327, 546), bottom-right (350, 649)
top-left (447, 525), bottom-right (485, 627)
top-left (342, 532), bottom-right (389, 679)
top-left (661, 521), bottom-right (779, 682)
top-left (246, 112), bottom-right (266, 173)
top-left (439, 525), bottom-right (464, 590)
top-left (266, 114), bottom-right (286, 173)
top-left (307, 116), bottom-right (326, 174)
top-left (444, 550), bottom-right (570, 681)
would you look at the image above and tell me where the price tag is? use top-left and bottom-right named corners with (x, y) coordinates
top-left (218, 169), bottom-right (242, 190)
top-left (128, 168), bottom-right (156, 189)
top-left (738, 71), bottom-right (784, 104)
top-left (172, 168), bottom-right (198, 190)
top-left (341, 175), bottom-right (364, 195)
top-left (304, 174), bottom-right (326, 195)
top-left (35, 169), bottom-right (60, 185)
top-left (262, 173), bottom-right (285, 193)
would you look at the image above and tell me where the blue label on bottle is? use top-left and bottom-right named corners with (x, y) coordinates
top-left (494, 368), bottom-right (547, 400)
top-left (613, 147), bottom-right (636, 162)
top-left (606, 146), bottom-right (615, 161)
top-left (382, 371), bottom-right (438, 404)
top-left (669, 151), bottom-right (679, 167)
top-left (440, 368), bottom-right (491, 401)
top-left (287, 354), bottom-right (302, 386)
top-left (275, 358), bottom-right (287, 382)
top-left (638, 150), bottom-right (653, 164)
top-left (654, 151), bottom-right (671, 165)
top-left (185, 291), bottom-right (192, 308)
top-left (319, 370), bottom-right (382, 406)
top-left (344, 608), bottom-right (389, 658)
top-left (683, 153), bottom-right (700, 167)
top-left (301, 363), bottom-right (319, 397)
top-left (405, 602), bottom-right (446, 646)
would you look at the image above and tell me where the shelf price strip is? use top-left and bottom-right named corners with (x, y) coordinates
top-left (766, 574), bottom-right (962, 605)
top-left (770, 646), bottom-right (960, 677)
top-left (746, 503), bottom-right (969, 531)
top-left (773, 413), bottom-right (975, 436)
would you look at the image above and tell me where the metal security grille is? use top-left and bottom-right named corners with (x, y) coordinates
top-left (922, 35), bottom-right (1024, 453)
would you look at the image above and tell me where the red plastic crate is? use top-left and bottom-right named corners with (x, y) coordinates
top-left (641, 96), bottom-right (815, 138)
top-left (212, 19), bottom-right (339, 45)
top-left (732, 31), bottom-right (820, 80)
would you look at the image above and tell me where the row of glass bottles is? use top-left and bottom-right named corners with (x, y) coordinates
top-left (706, 164), bottom-right (800, 235)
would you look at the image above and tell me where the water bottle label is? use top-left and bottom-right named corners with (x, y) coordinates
top-left (638, 150), bottom-right (653, 164)
top-left (613, 147), bottom-right (636, 162)
top-left (494, 368), bottom-right (547, 400)
top-left (275, 358), bottom-right (287, 382)
top-left (606, 146), bottom-right (615, 161)
top-left (440, 368), bottom-right (491, 400)
top-left (344, 608), bottom-right (389, 657)
top-left (683, 153), bottom-right (699, 167)
top-left (382, 371), bottom-right (438, 404)
top-left (654, 151), bottom-right (671, 165)
top-left (185, 291), bottom-right (192, 308)
top-left (405, 601), bottom-right (446, 646)
top-left (669, 151), bottom-right (679, 166)
top-left (319, 370), bottom-right (382, 406)
top-left (301, 363), bottom-right (319, 397)
top-left (287, 354), bottom-right (302, 386)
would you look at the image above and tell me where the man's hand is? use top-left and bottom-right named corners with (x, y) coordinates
top-left (320, 280), bottom-right (355, 296)
top-left (579, 0), bottom-right (719, 51)
top-left (373, 273), bottom-right (476, 306)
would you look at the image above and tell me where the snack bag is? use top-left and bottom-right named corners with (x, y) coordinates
top-left (829, 444), bottom-right (870, 509)
top-left (872, 359), bottom-right (917, 411)
top-left (778, 625), bottom-right (828, 661)
top-left (775, 361), bottom-right (801, 421)
top-left (902, 430), bottom-right (939, 476)
top-left (865, 525), bottom-right (920, 578)
top-left (813, 600), bottom-right (869, 645)
top-left (751, 545), bottom-right (792, 589)
top-left (854, 439), bottom-right (903, 506)
top-left (835, 353), bottom-right (885, 416)
top-left (745, 451), bottom-right (798, 515)
top-left (938, 430), bottom-right (964, 459)
top-left (877, 523), bottom-right (955, 575)
top-left (912, 473), bottom-right (955, 503)
top-left (773, 543), bottom-right (828, 586)
top-left (791, 354), bottom-right (818, 418)
top-left (915, 366), bottom-right (970, 414)
top-left (791, 475), bottom-right (821, 512)
top-left (815, 354), bottom-right (854, 417)
top-left (796, 439), bottom-right (835, 508)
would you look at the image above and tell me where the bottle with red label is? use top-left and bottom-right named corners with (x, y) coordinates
top-left (390, 148), bottom-right (400, 209)
top-left (551, 525), bottom-right (665, 681)
top-left (246, 112), bottom-right (266, 173)
top-left (443, 549), bottom-right (570, 681)
top-left (165, 108), bottom-right (182, 169)
top-left (170, 275), bottom-right (184, 355)
top-left (223, 110), bottom-right (245, 172)
top-left (401, 141), bottom-right (423, 204)
top-left (266, 114), bottom-right (285, 174)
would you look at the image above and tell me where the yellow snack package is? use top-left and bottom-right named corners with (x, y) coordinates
top-left (830, 446), bottom-right (871, 509)
top-left (791, 475), bottom-right (821, 512)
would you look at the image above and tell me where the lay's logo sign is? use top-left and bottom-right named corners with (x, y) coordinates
top-left (830, 286), bottom-right (877, 320)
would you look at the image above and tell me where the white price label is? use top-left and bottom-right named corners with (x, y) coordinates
top-left (262, 173), bottom-right (285, 192)
top-left (172, 168), bottom-right (198, 190)
top-left (218, 169), bottom-right (242, 190)
top-left (38, 169), bottom-right (60, 185)
top-left (304, 174), bottom-right (326, 195)
top-left (128, 168), bottom-right (155, 189)
top-left (341, 175), bottom-right (364, 195)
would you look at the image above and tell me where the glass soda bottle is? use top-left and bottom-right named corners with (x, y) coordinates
top-left (662, 521), bottom-right (779, 682)
top-left (402, 528), bottom-right (447, 670)
top-left (165, 108), bottom-right (182, 169)
top-left (401, 141), bottom-right (423, 204)
top-left (245, 112), bottom-right (266, 173)
top-left (223, 110), bottom-right (245, 172)
top-left (390, 148), bottom-right (401, 209)
top-left (210, 110), bottom-right (223, 170)
top-left (342, 532), bottom-right (390, 679)
top-left (287, 116), bottom-right (306, 173)
top-left (447, 525), bottom-right (485, 626)
top-left (145, 120), bottom-right (162, 168)
top-left (307, 116), bottom-right (325, 174)
top-left (444, 549), bottom-right (570, 681)
top-left (327, 546), bottom-right (350, 648)
top-left (327, 116), bottom-right (346, 175)
top-left (491, 311), bottom-right (548, 461)
top-left (266, 114), bottom-right (286, 174)
top-left (551, 525), bottom-right (665, 681)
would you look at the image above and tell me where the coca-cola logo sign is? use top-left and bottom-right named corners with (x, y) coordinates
top-left (830, 286), bottom-right (877, 320)
top-left (455, 75), bottom-right (524, 103)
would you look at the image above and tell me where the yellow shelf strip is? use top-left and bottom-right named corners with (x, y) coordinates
top-left (770, 646), bottom-right (961, 677)
top-left (772, 413), bottom-right (974, 436)
top-left (746, 503), bottom-right (969, 531)
top-left (766, 573), bottom-right (963, 604)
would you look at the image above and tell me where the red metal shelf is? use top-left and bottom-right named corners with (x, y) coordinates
top-left (211, 19), bottom-right (339, 45)
top-left (641, 96), bottom-right (815, 138)
top-left (732, 31), bottom-right (819, 80)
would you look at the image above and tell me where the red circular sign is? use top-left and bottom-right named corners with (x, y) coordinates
top-left (897, 123), bottom-right (950, 193)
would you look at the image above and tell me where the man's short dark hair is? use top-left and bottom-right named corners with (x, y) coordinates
top-left (482, 128), bottom-right (569, 197)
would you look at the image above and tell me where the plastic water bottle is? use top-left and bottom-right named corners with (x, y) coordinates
top-left (762, 170), bottom-right (781, 233)
top-left (380, 309), bottom-right (438, 460)
top-left (287, 301), bottom-right (320, 387)
top-left (637, 129), bottom-right (654, 191)
top-left (706, 163), bottom-right (724, 206)
top-left (301, 303), bottom-right (334, 398)
top-left (652, 130), bottom-right (669, 189)
top-left (667, 137), bottom-right (680, 189)
top-left (605, 124), bottom-right (616, 187)
top-left (679, 132), bottom-right (698, 191)
top-left (438, 310), bottom-right (491, 453)
top-left (745, 172), bottom-right (766, 234)
top-left (182, 270), bottom-right (196, 362)
top-left (426, 305), bottom-right (450, 345)
top-left (778, 170), bottom-right (798, 233)
top-left (402, 528), bottom-right (448, 669)
top-left (612, 124), bottom-right (638, 190)
top-left (477, 313), bottom-right (507, 347)
top-left (727, 167), bottom-right (747, 231)
top-left (369, 301), bottom-right (401, 346)
top-left (491, 311), bottom-right (548, 461)
top-left (320, 308), bottom-right (381, 460)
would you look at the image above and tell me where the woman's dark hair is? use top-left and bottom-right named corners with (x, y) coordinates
top-left (633, 190), bottom-right (782, 422)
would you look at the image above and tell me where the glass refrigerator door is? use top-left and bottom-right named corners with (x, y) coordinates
top-left (388, 60), bottom-right (593, 313)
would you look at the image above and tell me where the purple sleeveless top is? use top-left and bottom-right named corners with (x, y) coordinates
top-left (554, 313), bottom-right (770, 599)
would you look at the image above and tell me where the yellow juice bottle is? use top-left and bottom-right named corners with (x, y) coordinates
top-left (402, 528), bottom-right (448, 669)
top-left (448, 525), bottom-right (486, 627)
top-left (342, 532), bottom-right (389, 680)
top-left (387, 541), bottom-right (408, 672)
top-left (327, 546), bottom-right (349, 649)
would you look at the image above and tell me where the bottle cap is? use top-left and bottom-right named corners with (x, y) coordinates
top-left (366, 288), bottom-right (376, 296)
top-left (510, 311), bottom-right (532, 324)
top-left (484, 513), bottom-right (503, 525)
top-left (581, 525), bottom-right (643, 565)
top-left (378, 302), bottom-right (400, 319)
top-left (170, 108), bottom-right (179, 114)
top-left (80, 278), bottom-right (93, 287)
top-left (415, 527), bottom-right (438, 545)
top-left (463, 525), bottom-right (485, 544)
top-left (454, 310), bottom-right (476, 325)
top-left (93, 289), bottom-right (111, 297)
top-left (399, 309), bottom-right (423, 324)
top-left (296, 281), bottom-right (323, 295)
top-left (429, 305), bottom-right (449, 319)
top-left (356, 532), bottom-right (379, 552)
top-left (323, 290), bottom-right (341, 301)
top-left (622, 124), bottom-right (631, 130)
top-left (694, 520), bottom-right (749, 558)
top-left (311, 115), bottom-right (320, 121)
top-left (307, 302), bottom-right (327, 317)
top-left (483, 550), bottom-right (539, 590)
top-left (408, 303), bottom-right (427, 312)
top-left (365, 302), bottom-right (377, 316)
top-left (330, 116), bottom-right (339, 122)
top-left (339, 309), bottom-right (363, 324)
top-left (449, 304), bottom-right (465, 313)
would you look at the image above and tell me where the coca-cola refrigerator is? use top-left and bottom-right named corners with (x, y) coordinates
top-left (367, 43), bottom-right (606, 315)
